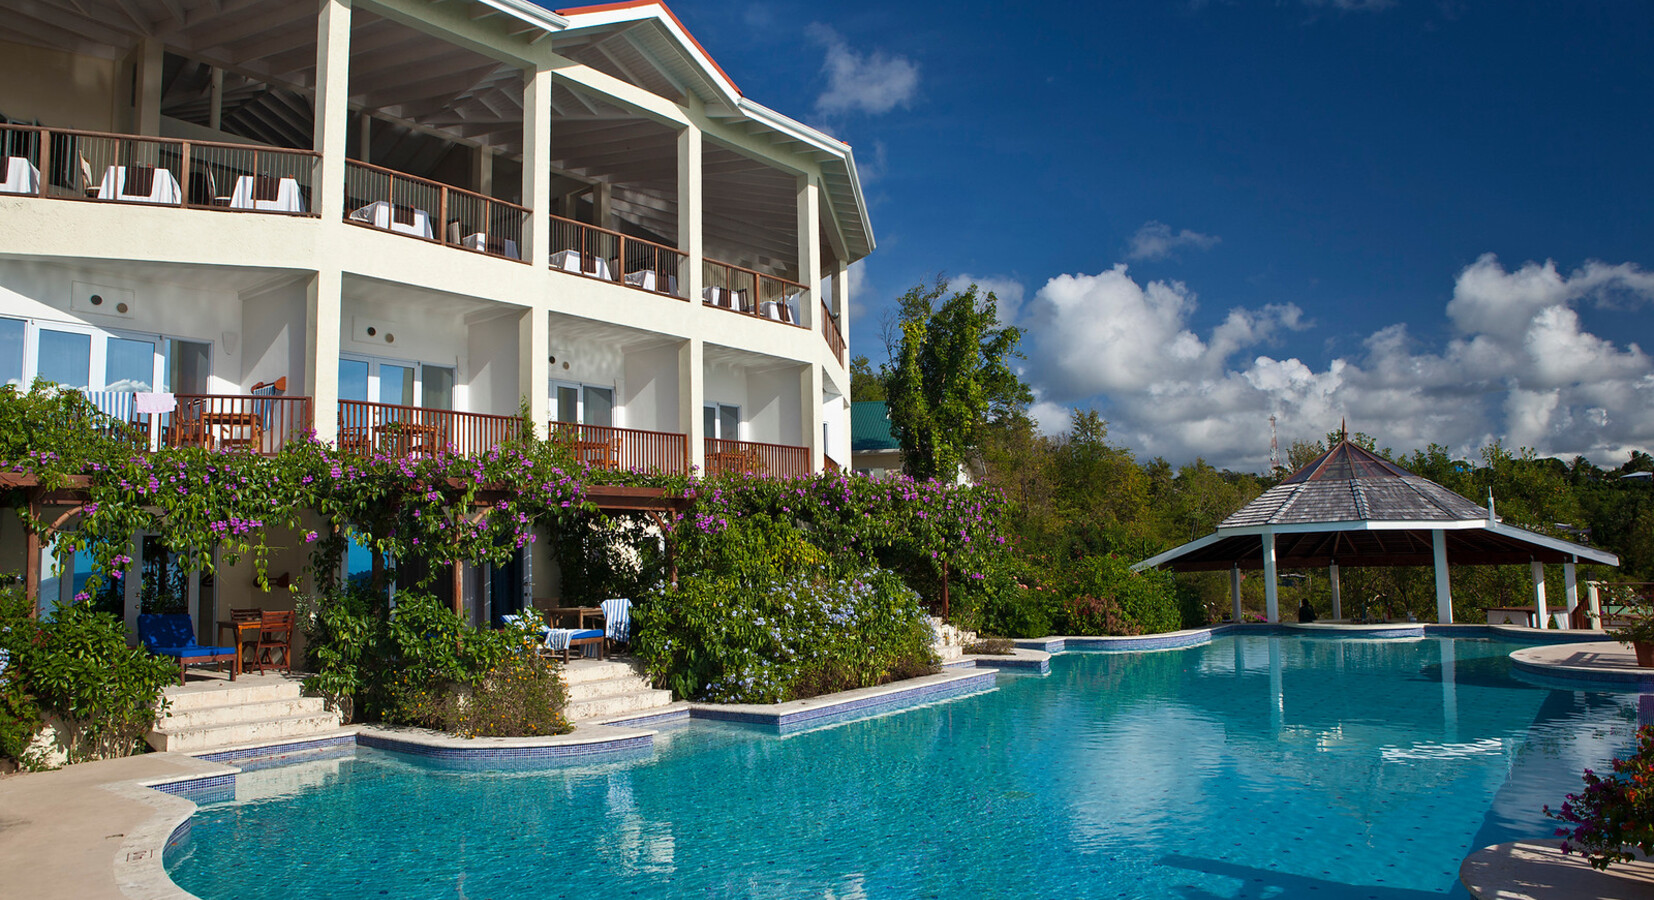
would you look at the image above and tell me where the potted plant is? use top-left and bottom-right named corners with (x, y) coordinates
top-left (1609, 596), bottom-right (1654, 667)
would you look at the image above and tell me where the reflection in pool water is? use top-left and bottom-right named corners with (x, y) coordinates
top-left (167, 637), bottom-right (1642, 899)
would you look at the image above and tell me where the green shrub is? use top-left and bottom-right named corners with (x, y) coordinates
top-left (634, 566), bottom-right (939, 704)
top-left (0, 586), bottom-right (176, 766)
top-left (1060, 555), bottom-right (1183, 634)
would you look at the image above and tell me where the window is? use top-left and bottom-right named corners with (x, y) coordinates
top-left (704, 403), bottom-right (740, 440)
top-left (551, 382), bottom-right (615, 426)
top-left (339, 356), bottom-right (456, 409)
top-left (0, 319), bottom-right (22, 387)
top-left (0, 319), bottom-right (212, 394)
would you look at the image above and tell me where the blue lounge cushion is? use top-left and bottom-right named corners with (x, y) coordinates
top-left (137, 613), bottom-right (224, 655)
top-left (148, 644), bottom-right (237, 657)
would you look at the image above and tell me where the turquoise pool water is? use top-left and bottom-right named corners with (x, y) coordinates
top-left (166, 636), bottom-right (1644, 899)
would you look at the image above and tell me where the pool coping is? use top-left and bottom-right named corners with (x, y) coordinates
top-left (1460, 840), bottom-right (1654, 898)
top-left (1507, 640), bottom-right (1654, 691)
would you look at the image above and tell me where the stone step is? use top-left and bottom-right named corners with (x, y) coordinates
top-left (563, 674), bottom-right (655, 702)
top-left (155, 696), bottom-right (330, 731)
top-left (161, 677), bottom-right (306, 712)
top-left (146, 711), bottom-right (342, 754)
top-left (565, 688), bottom-right (675, 722)
top-left (559, 658), bottom-right (645, 686)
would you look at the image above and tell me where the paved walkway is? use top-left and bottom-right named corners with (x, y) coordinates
top-left (1461, 841), bottom-right (1654, 899)
top-left (1508, 639), bottom-right (1654, 690)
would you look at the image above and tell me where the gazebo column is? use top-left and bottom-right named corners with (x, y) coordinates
top-left (1531, 560), bottom-right (1549, 628)
top-left (1328, 561), bottom-right (1342, 620)
top-left (1261, 530), bottom-right (1279, 623)
top-left (1432, 529), bottom-right (1453, 623)
top-left (1230, 564), bottom-right (1242, 623)
top-left (1563, 560), bottom-right (1579, 629)
top-left (1586, 581), bottom-right (1603, 630)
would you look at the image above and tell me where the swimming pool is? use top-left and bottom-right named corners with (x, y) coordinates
top-left (165, 636), bottom-right (1643, 899)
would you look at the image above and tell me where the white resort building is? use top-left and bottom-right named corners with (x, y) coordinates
top-left (0, 0), bottom-right (869, 621)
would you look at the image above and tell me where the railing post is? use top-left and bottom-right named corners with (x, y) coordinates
top-left (179, 141), bottom-right (191, 207)
top-left (438, 185), bottom-right (448, 245)
top-left (37, 129), bottom-right (49, 198)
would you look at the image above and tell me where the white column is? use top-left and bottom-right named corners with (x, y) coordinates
top-left (305, 270), bottom-right (342, 443)
top-left (797, 175), bottom-right (821, 327)
top-left (1531, 560), bottom-right (1549, 628)
top-left (134, 38), bottom-right (164, 136)
top-left (1563, 561), bottom-right (1579, 630)
top-left (1587, 581), bottom-right (1603, 630)
top-left (833, 259), bottom-right (850, 347)
top-left (474, 146), bottom-right (494, 196)
top-left (1432, 529), bottom-right (1453, 623)
top-left (522, 65), bottom-right (552, 267)
top-left (313, 0), bottom-right (353, 224)
top-left (679, 337), bottom-right (704, 473)
top-left (801, 363), bottom-right (823, 471)
top-left (518, 309), bottom-right (548, 439)
top-left (209, 67), bottom-right (224, 132)
top-left (1329, 561), bottom-right (1342, 621)
top-left (358, 113), bottom-right (373, 165)
top-left (593, 182), bottom-right (612, 230)
top-left (1230, 564), bottom-right (1242, 623)
top-left (677, 122), bottom-right (702, 303)
top-left (1262, 531), bottom-right (1279, 623)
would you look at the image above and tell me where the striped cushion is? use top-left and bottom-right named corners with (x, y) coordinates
top-left (601, 598), bottom-right (631, 643)
top-left (543, 628), bottom-right (603, 652)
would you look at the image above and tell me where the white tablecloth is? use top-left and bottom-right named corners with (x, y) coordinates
top-left (703, 286), bottom-right (748, 311)
top-left (760, 300), bottom-right (794, 323)
top-left (230, 175), bottom-right (305, 212)
top-left (551, 249), bottom-right (612, 281)
top-left (99, 165), bottom-right (182, 204)
top-left (349, 200), bottom-right (434, 239)
top-left (0, 157), bottom-right (40, 195)
top-left (624, 269), bottom-right (677, 295)
top-left (462, 232), bottom-right (520, 260)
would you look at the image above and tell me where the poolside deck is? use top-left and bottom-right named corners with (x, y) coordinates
top-left (1461, 841), bottom-right (1654, 899)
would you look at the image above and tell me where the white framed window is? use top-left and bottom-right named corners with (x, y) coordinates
top-left (551, 381), bottom-right (614, 426)
top-left (339, 354), bottom-right (456, 409)
top-left (0, 316), bottom-right (212, 394)
top-left (704, 403), bottom-right (740, 440)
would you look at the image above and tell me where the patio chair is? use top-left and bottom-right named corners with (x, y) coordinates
top-left (253, 610), bottom-right (295, 674)
top-left (600, 597), bottom-right (631, 653)
top-left (543, 626), bottom-right (606, 663)
top-left (137, 613), bottom-right (238, 685)
top-left (228, 607), bottom-right (262, 671)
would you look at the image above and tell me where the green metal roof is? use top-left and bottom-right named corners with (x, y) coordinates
top-left (851, 401), bottom-right (899, 452)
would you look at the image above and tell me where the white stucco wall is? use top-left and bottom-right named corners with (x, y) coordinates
top-left (621, 343), bottom-right (680, 433)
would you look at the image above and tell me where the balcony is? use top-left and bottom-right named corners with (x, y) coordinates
top-left (343, 161), bottom-right (527, 263)
top-left (337, 401), bottom-right (522, 458)
top-left (548, 215), bottom-right (687, 298)
top-left (821, 300), bottom-right (846, 365)
top-left (703, 260), bottom-right (810, 328)
top-left (85, 390), bottom-right (314, 456)
top-left (704, 438), bottom-right (810, 477)
top-left (549, 422), bottom-right (689, 475)
top-left (0, 124), bottom-right (318, 216)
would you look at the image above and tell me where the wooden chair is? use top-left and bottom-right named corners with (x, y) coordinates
top-left (228, 608), bottom-right (262, 674)
top-left (254, 610), bottom-right (295, 674)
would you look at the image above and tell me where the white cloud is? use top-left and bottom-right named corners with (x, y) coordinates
top-left (1126, 221), bottom-right (1221, 262)
top-left (955, 274), bottom-right (1027, 325)
top-left (807, 25), bottom-right (919, 117)
top-left (1018, 254), bottom-right (1654, 470)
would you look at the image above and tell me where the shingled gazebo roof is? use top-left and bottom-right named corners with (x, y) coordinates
top-left (1136, 440), bottom-right (1618, 573)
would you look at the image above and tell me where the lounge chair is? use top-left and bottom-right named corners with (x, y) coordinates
top-left (503, 613), bottom-right (603, 663)
top-left (600, 597), bottom-right (631, 653)
top-left (137, 614), bottom-right (238, 685)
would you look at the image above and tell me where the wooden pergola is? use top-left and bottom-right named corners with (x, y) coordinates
top-left (1134, 441), bottom-right (1619, 624)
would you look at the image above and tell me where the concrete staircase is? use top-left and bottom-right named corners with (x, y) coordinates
top-left (146, 674), bottom-right (342, 754)
top-left (562, 657), bottom-right (675, 722)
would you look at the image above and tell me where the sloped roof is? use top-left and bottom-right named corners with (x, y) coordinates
top-left (1135, 439), bottom-right (1619, 572)
top-left (851, 401), bottom-right (898, 452)
top-left (1223, 442), bottom-right (1486, 527)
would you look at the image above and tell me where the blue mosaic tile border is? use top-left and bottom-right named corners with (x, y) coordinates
top-left (975, 655), bottom-right (1050, 674)
top-left (692, 671), bottom-right (998, 729)
top-left (196, 733), bottom-right (357, 766)
top-left (1287, 624), bottom-right (1426, 639)
top-left (357, 731), bottom-right (653, 762)
top-left (1491, 627), bottom-right (1620, 645)
top-left (1510, 657), bottom-right (1654, 692)
top-left (598, 707), bottom-right (692, 728)
top-left (942, 658), bottom-right (979, 669)
top-left (149, 773), bottom-right (235, 802)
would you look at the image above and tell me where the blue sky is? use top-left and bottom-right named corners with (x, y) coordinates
top-left (645, 0), bottom-right (1654, 470)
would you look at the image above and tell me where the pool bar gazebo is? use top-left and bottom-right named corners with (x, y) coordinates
top-left (1133, 438), bottom-right (1619, 624)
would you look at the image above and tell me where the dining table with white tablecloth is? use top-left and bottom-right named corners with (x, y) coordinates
top-left (0, 156), bottom-right (40, 195)
top-left (229, 175), bottom-right (305, 213)
top-left (461, 232), bottom-right (520, 259)
top-left (99, 165), bottom-right (182, 204)
top-left (550, 249), bottom-right (612, 281)
top-left (348, 200), bottom-right (434, 238)
top-left (623, 269), bottom-right (677, 295)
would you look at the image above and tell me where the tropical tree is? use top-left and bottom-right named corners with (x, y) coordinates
top-left (885, 279), bottom-right (1031, 481)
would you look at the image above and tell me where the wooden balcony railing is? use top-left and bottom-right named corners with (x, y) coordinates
top-left (83, 390), bottom-right (313, 455)
top-left (702, 260), bottom-right (810, 328)
top-left (821, 300), bottom-right (846, 364)
top-left (704, 438), bottom-right (811, 477)
top-left (344, 160), bottom-right (528, 263)
top-left (550, 422), bottom-right (689, 475)
top-left (0, 123), bottom-right (319, 215)
top-left (547, 214), bottom-right (687, 299)
top-left (338, 400), bottom-right (521, 458)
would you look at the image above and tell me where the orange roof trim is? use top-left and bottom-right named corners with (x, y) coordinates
top-left (553, 0), bottom-right (742, 96)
